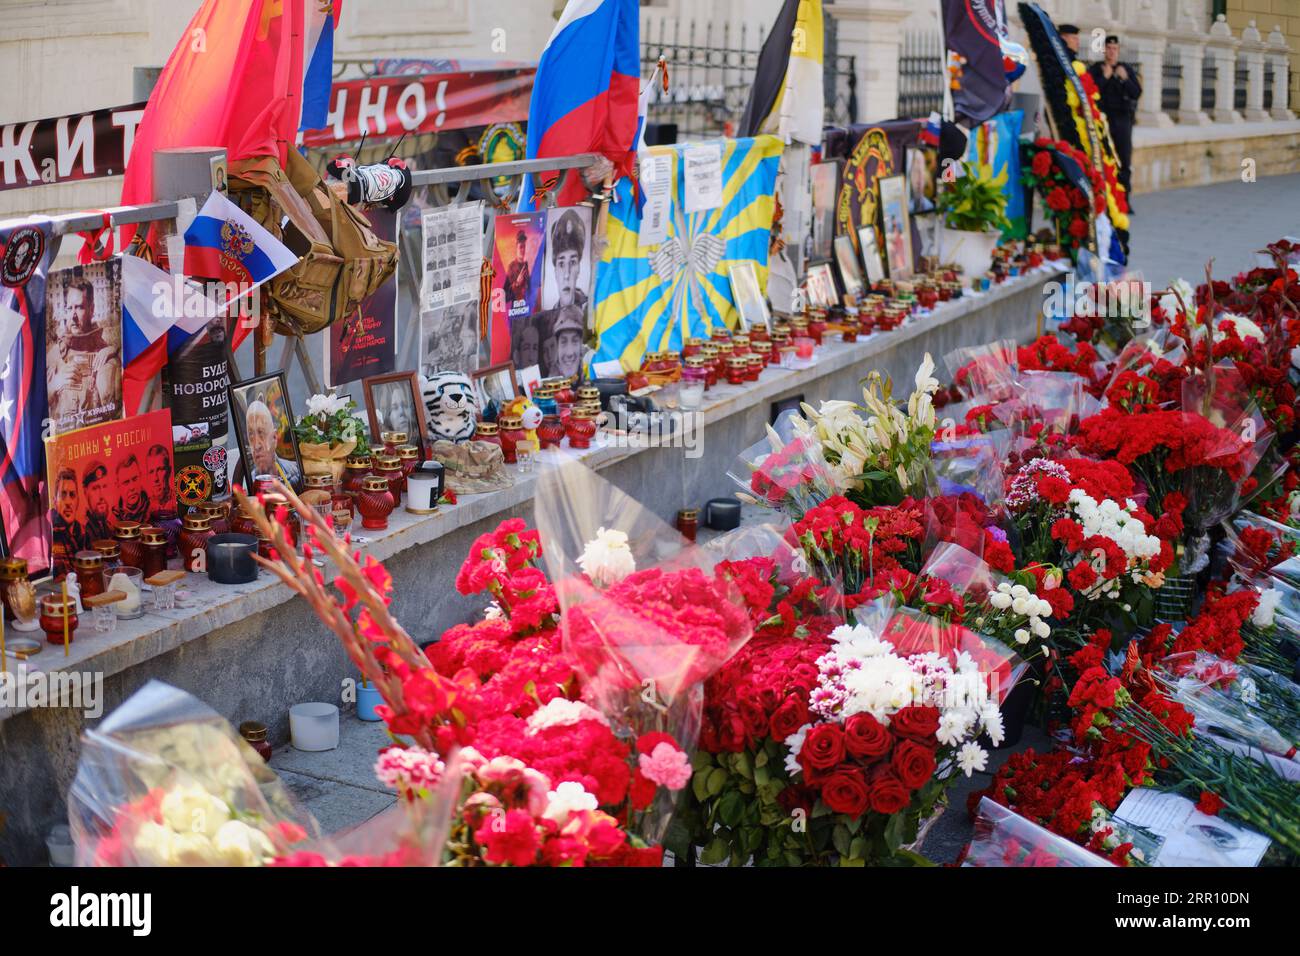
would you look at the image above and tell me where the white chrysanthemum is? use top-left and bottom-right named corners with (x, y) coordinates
top-left (979, 702), bottom-right (1005, 747)
top-left (784, 724), bottom-right (812, 775)
top-left (956, 741), bottom-right (989, 776)
top-left (1253, 588), bottom-right (1282, 628)
top-left (543, 780), bottom-right (599, 823)
top-left (577, 527), bottom-right (636, 588)
top-left (526, 697), bottom-right (609, 734)
top-left (936, 710), bottom-right (973, 747)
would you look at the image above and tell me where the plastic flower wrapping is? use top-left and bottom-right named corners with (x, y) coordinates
top-left (1154, 652), bottom-right (1300, 774)
top-left (963, 797), bottom-right (1113, 867)
top-left (67, 681), bottom-right (322, 866)
top-left (534, 459), bottom-right (754, 842)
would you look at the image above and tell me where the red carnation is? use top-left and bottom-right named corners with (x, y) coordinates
top-left (1068, 561), bottom-right (1098, 591)
top-left (843, 712), bottom-right (893, 760)
top-left (474, 809), bottom-right (540, 867)
top-left (821, 768), bottom-right (872, 817)
top-left (1196, 791), bottom-right (1225, 816)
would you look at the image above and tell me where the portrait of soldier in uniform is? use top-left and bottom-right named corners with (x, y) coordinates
top-left (46, 261), bottom-right (123, 431)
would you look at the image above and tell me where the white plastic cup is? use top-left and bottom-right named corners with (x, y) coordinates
top-left (289, 702), bottom-right (340, 751)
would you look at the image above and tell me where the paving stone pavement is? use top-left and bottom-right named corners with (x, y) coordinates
top-left (1125, 173), bottom-right (1300, 291)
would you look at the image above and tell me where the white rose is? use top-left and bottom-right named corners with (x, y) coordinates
top-left (160, 783), bottom-right (231, 837)
top-left (989, 592), bottom-right (1012, 610)
top-left (213, 820), bottom-right (276, 867)
top-left (1014, 628), bottom-right (1030, 644)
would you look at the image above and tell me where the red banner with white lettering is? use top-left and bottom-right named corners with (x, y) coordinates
top-left (0, 103), bottom-right (147, 192)
top-left (300, 69), bottom-right (534, 147)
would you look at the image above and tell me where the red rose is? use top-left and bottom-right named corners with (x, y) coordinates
top-left (843, 713), bottom-right (892, 760)
top-left (1068, 217), bottom-right (1088, 239)
top-left (821, 768), bottom-right (871, 817)
top-left (799, 723), bottom-right (846, 772)
top-left (891, 738), bottom-right (937, 789)
top-left (891, 705), bottom-right (940, 742)
top-left (1031, 151), bottom-right (1052, 177)
top-left (1046, 187), bottom-right (1070, 212)
top-left (868, 766), bottom-right (910, 815)
top-left (769, 693), bottom-right (810, 743)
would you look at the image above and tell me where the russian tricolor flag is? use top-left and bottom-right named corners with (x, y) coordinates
top-left (184, 190), bottom-right (298, 291)
top-left (301, 1), bottom-right (341, 132)
top-left (519, 0), bottom-right (640, 210)
top-left (122, 254), bottom-right (221, 413)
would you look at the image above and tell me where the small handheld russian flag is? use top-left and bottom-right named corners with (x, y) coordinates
top-left (919, 112), bottom-right (942, 147)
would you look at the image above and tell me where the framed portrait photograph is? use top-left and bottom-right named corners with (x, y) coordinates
top-left (471, 362), bottom-right (519, 420)
top-left (228, 371), bottom-right (304, 491)
top-left (878, 174), bottom-right (914, 281)
top-left (907, 147), bottom-right (937, 214)
top-left (363, 371), bottom-right (429, 455)
top-left (832, 235), bottom-right (865, 299)
top-left (46, 258), bottom-right (123, 433)
top-left (419, 300), bottom-right (481, 379)
top-left (727, 261), bottom-right (771, 331)
top-left (856, 226), bottom-right (886, 285)
top-left (805, 263), bottom-right (838, 309)
top-left (809, 161), bottom-right (840, 262)
top-left (537, 206), bottom-right (593, 380)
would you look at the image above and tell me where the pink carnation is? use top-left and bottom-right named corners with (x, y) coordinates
top-left (636, 742), bottom-right (692, 790)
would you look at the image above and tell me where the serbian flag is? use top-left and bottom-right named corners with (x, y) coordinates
top-left (122, 255), bottom-right (217, 412)
top-left (120, 0), bottom-right (305, 245)
top-left (183, 190), bottom-right (298, 349)
top-left (301, 1), bottom-right (341, 131)
top-left (518, 0), bottom-right (640, 210)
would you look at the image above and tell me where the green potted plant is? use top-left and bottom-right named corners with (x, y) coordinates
top-left (936, 160), bottom-right (1011, 280)
top-left (294, 392), bottom-right (371, 486)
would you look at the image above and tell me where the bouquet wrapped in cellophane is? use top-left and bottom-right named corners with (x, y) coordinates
top-left (1154, 651), bottom-right (1300, 778)
top-left (962, 797), bottom-right (1114, 867)
top-left (535, 459), bottom-right (754, 843)
top-left (68, 681), bottom-right (321, 867)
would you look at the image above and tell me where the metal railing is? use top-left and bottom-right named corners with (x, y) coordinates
top-left (639, 16), bottom-right (856, 141)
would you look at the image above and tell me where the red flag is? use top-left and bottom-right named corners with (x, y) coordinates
top-left (120, 0), bottom-right (304, 214)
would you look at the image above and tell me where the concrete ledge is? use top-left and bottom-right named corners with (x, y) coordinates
top-left (0, 264), bottom-right (1062, 864)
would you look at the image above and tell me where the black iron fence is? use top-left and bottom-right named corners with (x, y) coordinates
top-left (898, 32), bottom-right (945, 119)
top-left (1162, 49), bottom-right (1182, 113)
top-left (1202, 59), bottom-right (1217, 112)
top-left (639, 16), bottom-right (856, 142)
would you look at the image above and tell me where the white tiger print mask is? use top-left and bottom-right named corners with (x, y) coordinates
top-left (421, 371), bottom-right (479, 443)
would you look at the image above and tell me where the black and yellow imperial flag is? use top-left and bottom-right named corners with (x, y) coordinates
top-left (738, 0), bottom-right (824, 146)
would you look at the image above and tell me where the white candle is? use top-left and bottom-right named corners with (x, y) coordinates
top-left (106, 572), bottom-right (141, 614)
